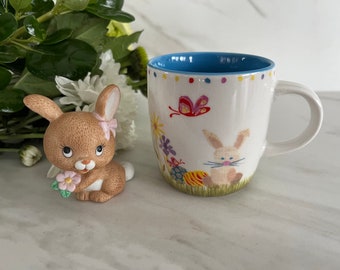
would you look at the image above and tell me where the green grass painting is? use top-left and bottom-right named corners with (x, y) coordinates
top-left (161, 172), bottom-right (253, 197)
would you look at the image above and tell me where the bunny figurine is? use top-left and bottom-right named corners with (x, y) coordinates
top-left (203, 129), bottom-right (250, 187)
top-left (23, 84), bottom-right (134, 203)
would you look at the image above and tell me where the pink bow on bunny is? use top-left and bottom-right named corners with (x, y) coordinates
top-left (93, 113), bottom-right (118, 140)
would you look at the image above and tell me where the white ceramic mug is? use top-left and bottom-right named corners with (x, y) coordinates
top-left (147, 52), bottom-right (323, 196)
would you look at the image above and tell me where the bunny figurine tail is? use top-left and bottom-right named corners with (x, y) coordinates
top-left (121, 161), bottom-right (135, 181)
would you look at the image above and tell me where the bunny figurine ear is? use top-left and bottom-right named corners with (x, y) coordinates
top-left (95, 84), bottom-right (121, 121)
top-left (23, 94), bottom-right (63, 122)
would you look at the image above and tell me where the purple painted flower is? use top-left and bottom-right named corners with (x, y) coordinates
top-left (159, 135), bottom-right (176, 156)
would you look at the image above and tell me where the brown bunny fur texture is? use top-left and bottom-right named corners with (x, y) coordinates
top-left (23, 85), bottom-right (133, 203)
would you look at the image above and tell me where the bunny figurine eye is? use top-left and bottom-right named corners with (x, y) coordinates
top-left (95, 145), bottom-right (104, 156)
top-left (62, 146), bottom-right (73, 158)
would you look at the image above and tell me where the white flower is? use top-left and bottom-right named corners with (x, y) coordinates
top-left (55, 50), bottom-right (137, 150)
top-left (19, 145), bottom-right (43, 167)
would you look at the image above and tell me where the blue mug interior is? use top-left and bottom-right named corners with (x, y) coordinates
top-left (148, 52), bottom-right (275, 75)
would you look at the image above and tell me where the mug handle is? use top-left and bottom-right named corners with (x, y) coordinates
top-left (264, 80), bottom-right (323, 157)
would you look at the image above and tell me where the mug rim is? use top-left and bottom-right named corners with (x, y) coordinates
top-left (148, 52), bottom-right (275, 75)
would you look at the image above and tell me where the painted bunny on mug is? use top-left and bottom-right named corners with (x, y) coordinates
top-left (203, 129), bottom-right (250, 187)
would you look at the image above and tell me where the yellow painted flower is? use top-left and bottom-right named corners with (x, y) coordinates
top-left (151, 113), bottom-right (164, 138)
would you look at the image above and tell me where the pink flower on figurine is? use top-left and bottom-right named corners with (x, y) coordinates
top-left (56, 171), bottom-right (81, 192)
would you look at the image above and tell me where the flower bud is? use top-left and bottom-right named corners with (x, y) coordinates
top-left (19, 145), bottom-right (42, 167)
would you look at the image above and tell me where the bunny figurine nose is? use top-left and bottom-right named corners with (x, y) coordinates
top-left (82, 159), bottom-right (91, 165)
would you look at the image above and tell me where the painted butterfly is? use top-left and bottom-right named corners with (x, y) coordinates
top-left (169, 95), bottom-right (211, 118)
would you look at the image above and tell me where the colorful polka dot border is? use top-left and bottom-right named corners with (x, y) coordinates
top-left (149, 70), bottom-right (276, 84)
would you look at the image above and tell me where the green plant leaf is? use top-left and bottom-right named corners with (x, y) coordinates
top-left (0, 5), bottom-right (6, 15)
top-left (47, 13), bottom-right (89, 34)
top-left (104, 10), bottom-right (135, 23)
top-left (43, 28), bottom-right (73, 45)
top-left (47, 14), bottom-right (108, 51)
top-left (72, 17), bottom-right (108, 52)
top-left (0, 13), bottom-right (18, 42)
top-left (0, 45), bottom-right (22, 63)
top-left (0, 45), bottom-right (21, 63)
top-left (0, 66), bottom-right (12, 90)
top-left (26, 39), bottom-right (97, 81)
top-left (0, 88), bottom-right (26, 113)
top-left (103, 31), bottom-right (142, 60)
top-left (9, 0), bottom-right (31, 12)
top-left (46, 13), bottom-right (112, 53)
top-left (62, 0), bottom-right (89, 11)
top-left (14, 70), bottom-right (60, 97)
top-left (86, 0), bottom-right (134, 22)
top-left (24, 15), bottom-right (46, 41)
top-left (31, 0), bottom-right (55, 17)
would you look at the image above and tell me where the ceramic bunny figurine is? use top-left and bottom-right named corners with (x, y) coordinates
top-left (23, 84), bottom-right (134, 203)
top-left (203, 129), bottom-right (250, 187)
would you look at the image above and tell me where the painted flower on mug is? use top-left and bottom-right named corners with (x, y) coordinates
top-left (151, 113), bottom-right (164, 138)
top-left (167, 156), bottom-right (185, 168)
top-left (159, 135), bottom-right (176, 156)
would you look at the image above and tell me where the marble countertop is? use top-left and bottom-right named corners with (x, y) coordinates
top-left (0, 91), bottom-right (339, 269)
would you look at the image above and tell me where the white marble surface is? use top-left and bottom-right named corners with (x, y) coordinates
top-left (126, 0), bottom-right (340, 91)
top-left (0, 91), bottom-right (339, 269)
